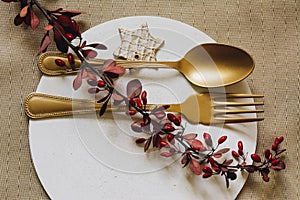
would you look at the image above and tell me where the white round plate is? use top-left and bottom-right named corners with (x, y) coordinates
top-left (29, 16), bottom-right (257, 200)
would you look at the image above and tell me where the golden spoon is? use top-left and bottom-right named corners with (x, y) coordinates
top-left (38, 43), bottom-right (254, 88)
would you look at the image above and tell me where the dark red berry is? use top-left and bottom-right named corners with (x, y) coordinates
top-left (160, 141), bottom-right (169, 148)
top-left (272, 143), bottom-right (278, 151)
top-left (271, 159), bottom-right (280, 166)
top-left (163, 123), bottom-right (175, 132)
top-left (166, 113), bottom-right (180, 126)
top-left (218, 136), bottom-right (227, 144)
top-left (268, 152), bottom-right (273, 160)
top-left (167, 134), bottom-right (175, 142)
top-left (126, 110), bottom-right (137, 116)
top-left (167, 113), bottom-right (176, 122)
top-left (264, 149), bottom-right (271, 159)
top-left (232, 150), bottom-right (240, 158)
top-left (238, 141), bottom-right (243, 150)
top-left (141, 91), bottom-right (147, 105)
top-left (238, 149), bottom-right (244, 156)
top-left (202, 173), bottom-right (212, 178)
top-left (202, 166), bottom-right (213, 174)
top-left (251, 154), bottom-right (261, 162)
top-left (177, 115), bottom-right (181, 124)
top-left (65, 33), bottom-right (74, 41)
top-left (134, 98), bottom-right (143, 108)
top-left (274, 136), bottom-right (284, 145)
top-left (97, 80), bottom-right (106, 87)
top-left (67, 53), bottom-right (75, 64)
top-left (55, 59), bottom-right (66, 67)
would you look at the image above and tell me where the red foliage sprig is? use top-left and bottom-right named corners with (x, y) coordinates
top-left (3, 0), bottom-right (107, 59)
top-left (105, 79), bottom-right (286, 188)
top-left (3, 0), bottom-right (125, 112)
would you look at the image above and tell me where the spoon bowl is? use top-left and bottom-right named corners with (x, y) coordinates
top-left (178, 43), bottom-right (254, 87)
top-left (38, 43), bottom-right (254, 88)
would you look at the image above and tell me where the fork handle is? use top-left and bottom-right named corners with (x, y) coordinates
top-left (24, 93), bottom-right (180, 119)
top-left (24, 93), bottom-right (113, 119)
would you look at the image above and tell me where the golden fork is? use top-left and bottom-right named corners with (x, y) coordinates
top-left (24, 92), bottom-right (264, 125)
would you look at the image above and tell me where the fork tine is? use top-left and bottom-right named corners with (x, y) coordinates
top-left (224, 94), bottom-right (264, 98)
top-left (214, 117), bottom-right (264, 123)
top-left (214, 101), bottom-right (264, 107)
top-left (214, 109), bottom-right (264, 115)
top-left (212, 93), bottom-right (264, 99)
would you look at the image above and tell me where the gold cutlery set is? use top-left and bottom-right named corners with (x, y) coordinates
top-left (25, 43), bottom-right (264, 125)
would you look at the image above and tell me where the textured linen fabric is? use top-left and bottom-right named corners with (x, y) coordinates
top-left (0, 1), bottom-right (298, 199)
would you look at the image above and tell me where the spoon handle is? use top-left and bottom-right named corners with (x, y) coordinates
top-left (38, 52), bottom-right (178, 76)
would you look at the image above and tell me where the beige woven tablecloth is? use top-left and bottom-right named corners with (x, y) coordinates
top-left (0, 1), bottom-right (298, 199)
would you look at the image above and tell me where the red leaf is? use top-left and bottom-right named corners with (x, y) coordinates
top-left (126, 79), bottom-right (142, 98)
top-left (270, 161), bottom-right (286, 170)
top-left (160, 152), bottom-right (174, 157)
top-left (144, 138), bottom-right (151, 152)
top-left (203, 132), bottom-right (213, 147)
top-left (214, 148), bottom-right (230, 155)
top-left (53, 25), bottom-right (68, 52)
top-left (135, 138), bottom-right (146, 144)
top-left (57, 15), bottom-right (73, 28)
top-left (87, 72), bottom-right (96, 80)
top-left (153, 109), bottom-right (166, 119)
top-left (183, 133), bottom-right (198, 140)
top-left (213, 153), bottom-right (222, 158)
top-left (99, 100), bottom-right (108, 116)
top-left (73, 73), bottom-right (82, 90)
top-left (14, 14), bottom-right (24, 26)
top-left (82, 49), bottom-right (97, 58)
top-left (19, 5), bottom-right (29, 17)
top-left (224, 159), bottom-right (234, 166)
top-left (181, 155), bottom-right (190, 167)
top-left (152, 133), bottom-right (162, 148)
top-left (103, 59), bottom-right (125, 75)
top-left (44, 24), bottom-right (53, 31)
top-left (188, 139), bottom-right (207, 151)
top-left (189, 159), bottom-right (202, 175)
top-left (81, 40), bottom-right (87, 48)
top-left (86, 43), bottom-right (107, 50)
top-left (24, 7), bottom-right (31, 25)
top-left (2, 0), bottom-right (19, 2)
top-left (112, 92), bottom-right (124, 102)
top-left (30, 10), bottom-right (40, 30)
top-left (56, 9), bottom-right (82, 18)
top-left (97, 94), bottom-right (111, 103)
top-left (37, 32), bottom-right (51, 55)
top-left (81, 69), bottom-right (88, 78)
top-left (131, 122), bottom-right (142, 133)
